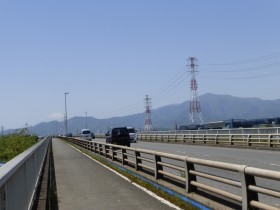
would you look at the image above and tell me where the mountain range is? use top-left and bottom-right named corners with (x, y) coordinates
top-left (8, 93), bottom-right (280, 136)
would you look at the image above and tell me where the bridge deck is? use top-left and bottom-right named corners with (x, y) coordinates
top-left (52, 138), bottom-right (175, 210)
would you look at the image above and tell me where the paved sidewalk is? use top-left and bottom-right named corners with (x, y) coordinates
top-left (52, 138), bottom-right (176, 210)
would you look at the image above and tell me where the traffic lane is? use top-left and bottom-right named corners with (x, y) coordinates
top-left (52, 138), bottom-right (176, 210)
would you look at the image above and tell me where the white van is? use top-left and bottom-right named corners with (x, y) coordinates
top-left (127, 127), bottom-right (137, 143)
top-left (81, 129), bottom-right (92, 140)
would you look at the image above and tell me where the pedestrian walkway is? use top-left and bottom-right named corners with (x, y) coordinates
top-left (52, 138), bottom-right (176, 210)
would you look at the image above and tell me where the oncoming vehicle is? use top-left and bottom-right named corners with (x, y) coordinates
top-left (105, 127), bottom-right (130, 147)
top-left (91, 132), bottom-right (95, 139)
top-left (66, 133), bottom-right (73, 137)
top-left (127, 127), bottom-right (137, 143)
top-left (81, 129), bottom-right (92, 140)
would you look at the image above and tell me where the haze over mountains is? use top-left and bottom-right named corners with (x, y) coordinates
top-left (7, 93), bottom-right (280, 136)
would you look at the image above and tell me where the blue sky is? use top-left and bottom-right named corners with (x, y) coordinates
top-left (1, 0), bottom-right (280, 129)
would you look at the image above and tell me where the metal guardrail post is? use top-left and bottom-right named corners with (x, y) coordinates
top-left (185, 157), bottom-right (197, 193)
top-left (111, 147), bottom-right (115, 161)
top-left (229, 135), bottom-right (233, 145)
top-left (247, 135), bottom-right (250, 146)
top-left (93, 143), bottom-right (97, 153)
top-left (88, 141), bottom-right (91, 150)
top-left (240, 166), bottom-right (258, 210)
top-left (98, 144), bottom-right (102, 154)
top-left (104, 145), bottom-right (108, 158)
top-left (154, 153), bottom-right (163, 180)
top-left (135, 151), bottom-right (141, 171)
top-left (268, 134), bottom-right (272, 148)
top-left (90, 141), bottom-right (94, 152)
top-left (121, 148), bottom-right (127, 165)
top-left (86, 141), bottom-right (89, 150)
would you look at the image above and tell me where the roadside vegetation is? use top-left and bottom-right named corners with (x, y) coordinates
top-left (0, 134), bottom-right (38, 163)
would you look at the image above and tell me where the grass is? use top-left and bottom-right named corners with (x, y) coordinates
top-left (0, 134), bottom-right (38, 162)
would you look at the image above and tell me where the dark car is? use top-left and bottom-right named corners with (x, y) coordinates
top-left (91, 132), bottom-right (95, 139)
top-left (105, 127), bottom-right (130, 147)
top-left (66, 133), bottom-right (73, 137)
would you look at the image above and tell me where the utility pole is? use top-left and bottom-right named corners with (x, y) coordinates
top-left (1, 125), bottom-right (3, 136)
top-left (144, 95), bottom-right (152, 131)
top-left (85, 111), bottom-right (88, 128)
top-left (188, 57), bottom-right (203, 124)
top-left (55, 121), bottom-right (58, 136)
top-left (65, 92), bottom-right (69, 135)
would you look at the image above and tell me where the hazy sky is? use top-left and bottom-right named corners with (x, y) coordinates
top-left (1, 1), bottom-right (280, 129)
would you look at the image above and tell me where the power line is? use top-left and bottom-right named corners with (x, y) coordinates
top-left (201, 71), bottom-right (280, 80)
top-left (201, 51), bottom-right (280, 66)
top-left (151, 68), bottom-right (187, 96)
top-left (152, 72), bottom-right (190, 100)
top-left (95, 68), bottom-right (190, 119)
top-left (204, 61), bottom-right (280, 73)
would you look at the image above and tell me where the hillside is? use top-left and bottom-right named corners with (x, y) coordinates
top-left (18, 93), bottom-right (280, 136)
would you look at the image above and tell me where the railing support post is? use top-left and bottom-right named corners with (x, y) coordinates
top-left (154, 153), bottom-right (163, 180)
top-left (185, 157), bottom-right (197, 193)
top-left (104, 145), bottom-right (108, 158)
top-left (268, 134), bottom-right (272, 148)
top-left (247, 135), bottom-right (250, 146)
top-left (135, 151), bottom-right (141, 171)
top-left (91, 142), bottom-right (94, 152)
top-left (98, 144), bottom-right (102, 154)
top-left (111, 147), bottom-right (115, 161)
top-left (122, 148), bottom-right (127, 165)
top-left (240, 166), bottom-right (258, 210)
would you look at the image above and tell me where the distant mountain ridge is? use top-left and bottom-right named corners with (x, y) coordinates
top-left (8, 93), bottom-right (280, 136)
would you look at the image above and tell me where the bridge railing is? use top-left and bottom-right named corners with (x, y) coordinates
top-left (0, 137), bottom-right (50, 210)
top-left (64, 138), bottom-right (280, 210)
top-left (139, 127), bottom-right (280, 135)
top-left (136, 133), bottom-right (280, 148)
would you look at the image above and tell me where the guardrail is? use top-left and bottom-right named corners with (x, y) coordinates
top-left (0, 137), bottom-right (50, 210)
top-left (136, 133), bottom-right (280, 148)
top-left (64, 138), bottom-right (280, 210)
top-left (140, 127), bottom-right (280, 135)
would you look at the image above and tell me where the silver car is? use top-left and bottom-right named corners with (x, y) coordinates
top-left (81, 129), bottom-right (92, 140)
top-left (127, 127), bottom-right (137, 143)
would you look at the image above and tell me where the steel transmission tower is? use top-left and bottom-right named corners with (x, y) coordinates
top-left (144, 95), bottom-right (152, 131)
top-left (188, 57), bottom-right (203, 124)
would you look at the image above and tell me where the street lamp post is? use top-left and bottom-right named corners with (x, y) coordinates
top-left (85, 111), bottom-right (88, 128)
top-left (65, 92), bottom-right (69, 135)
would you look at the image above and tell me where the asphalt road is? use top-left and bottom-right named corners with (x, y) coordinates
top-left (52, 138), bottom-right (177, 210)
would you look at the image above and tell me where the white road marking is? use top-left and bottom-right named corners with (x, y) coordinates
top-left (258, 161), bottom-right (280, 167)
